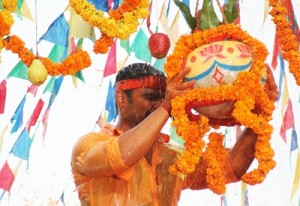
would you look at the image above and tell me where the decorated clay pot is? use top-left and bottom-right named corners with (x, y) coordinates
top-left (182, 41), bottom-right (266, 120)
top-left (183, 40), bottom-right (254, 87)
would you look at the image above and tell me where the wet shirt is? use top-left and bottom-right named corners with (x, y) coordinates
top-left (71, 126), bottom-right (156, 206)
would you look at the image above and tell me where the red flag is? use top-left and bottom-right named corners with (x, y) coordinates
top-left (280, 99), bottom-right (294, 142)
top-left (103, 40), bottom-right (117, 77)
top-left (0, 80), bottom-right (7, 114)
top-left (42, 108), bottom-right (50, 138)
top-left (27, 84), bottom-right (38, 97)
top-left (26, 99), bottom-right (44, 133)
top-left (271, 35), bottom-right (280, 69)
top-left (0, 161), bottom-right (15, 192)
top-left (147, 0), bottom-right (154, 35)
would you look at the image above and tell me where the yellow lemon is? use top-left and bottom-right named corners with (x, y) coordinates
top-left (27, 59), bottom-right (48, 86)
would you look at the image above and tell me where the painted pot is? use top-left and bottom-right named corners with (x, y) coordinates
top-left (183, 40), bottom-right (255, 88)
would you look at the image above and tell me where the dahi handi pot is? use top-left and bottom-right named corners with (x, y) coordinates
top-left (182, 40), bottom-right (267, 121)
top-left (183, 40), bottom-right (266, 87)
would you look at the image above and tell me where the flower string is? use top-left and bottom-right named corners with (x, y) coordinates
top-left (1, 0), bottom-right (91, 76)
top-left (269, 1), bottom-right (300, 85)
top-left (164, 24), bottom-right (276, 194)
top-left (2, 35), bottom-right (91, 76)
top-left (69, 0), bottom-right (150, 53)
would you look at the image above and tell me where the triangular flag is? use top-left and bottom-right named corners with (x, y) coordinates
top-left (48, 44), bottom-right (68, 63)
top-left (103, 41), bottom-right (117, 78)
top-left (130, 28), bottom-right (152, 62)
top-left (280, 99), bottom-right (294, 142)
top-left (39, 13), bottom-right (69, 48)
top-left (69, 8), bottom-right (95, 39)
top-left (20, 0), bottom-right (33, 20)
top-left (0, 161), bottom-right (15, 192)
top-left (0, 125), bottom-right (8, 153)
top-left (11, 128), bottom-right (31, 160)
top-left (7, 61), bottom-right (28, 80)
top-left (291, 127), bottom-right (299, 151)
top-left (120, 39), bottom-right (131, 55)
top-left (48, 76), bottom-right (64, 108)
top-left (290, 153), bottom-right (300, 201)
top-left (105, 79), bottom-right (117, 122)
top-left (43, 76), bottom-right (56, 94)
top-left (0, 80), bottom-right (7, 114)
top-left (26, 99), bottom-right (44, 133)
top-left (88, 0), bottom-right (109, 11)
top-left (10, 95), bottom-right (27, 133)
top-left (27, 84), bottom-right (38, 97)
top-left (42, 108), bottom-right (50, 138)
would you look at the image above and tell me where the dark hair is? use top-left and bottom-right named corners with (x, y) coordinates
top-left (116, 63), bottom-right (166, 103)
top-left (116, 63), bottom-right (166, 82)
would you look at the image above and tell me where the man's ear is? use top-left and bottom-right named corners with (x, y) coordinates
top-left (115, 90), bottom-right (127, 107)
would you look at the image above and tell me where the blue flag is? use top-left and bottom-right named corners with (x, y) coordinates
top-left (48, 76), bottom-right (64, 108)
top-left (11, 128), bottom-right (31, 160)
top-left (105, 79), bottom-right (117, 122)
top-left (39, 14), bottom-right (69, 48)
top-left (10, 95), bottom-right (26, 133)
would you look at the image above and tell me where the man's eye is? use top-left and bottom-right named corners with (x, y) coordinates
top-left (144, 94), bottom-right (161, 101)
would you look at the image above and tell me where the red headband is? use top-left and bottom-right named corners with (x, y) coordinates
top-left (116, 76), bottom-right (166, 91)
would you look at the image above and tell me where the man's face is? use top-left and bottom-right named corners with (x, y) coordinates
top-left (122, 87), bottom-right (165, 126)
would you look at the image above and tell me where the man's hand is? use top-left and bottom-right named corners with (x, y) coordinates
top-left (164, 68), bottom-right (196, 104)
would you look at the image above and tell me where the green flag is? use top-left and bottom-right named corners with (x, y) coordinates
top-left (7, 61), bottom-right (28, 80)
top-left (130, 28), bottom-right (152, 62)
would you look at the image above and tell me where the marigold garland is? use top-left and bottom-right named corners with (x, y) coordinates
top-left (269, 0), bottom-right (300, 85)
top-left (69, 0), bottom-right (149, 54)
top-left (1, 0), bottom-right (91, 76)
top-left (165, 24), bottom-right (276, 194)
top-left (3, 35), bottom-right (91, 76)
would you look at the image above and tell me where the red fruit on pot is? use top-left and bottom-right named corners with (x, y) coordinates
top-left (148, 33), bottom-right (171, 59)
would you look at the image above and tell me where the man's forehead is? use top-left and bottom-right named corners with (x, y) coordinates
top-left (116, 75), bottom-right (166, 91)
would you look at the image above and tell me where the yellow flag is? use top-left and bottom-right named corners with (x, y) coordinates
top-left (290, 153), bottom-right (300, 201)
top-left (20, 1), bottom-right (33, 21)
top-left (281, 76), bottom-right (289, 119)
top-left (69, 8), bottom-right (95, 39)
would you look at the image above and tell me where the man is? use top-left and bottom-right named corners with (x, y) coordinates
top-left (71, 63), bottom-right (278, 206)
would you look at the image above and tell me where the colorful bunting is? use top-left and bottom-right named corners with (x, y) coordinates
top-left (69, 8), bottom-right (95, 39)
top-left (120, 39), bottom-right (131, 55)
top-left (39, 14), bottom-right (69, 48)
top-left (105, 79), bottom-right (117, 122)
top-left (7, 61), bottom-right (28, 80)
top-left (290, 153), bottom-right (300, 201)
top-left (10, 95), bottom-right (26, 134)
top-left (26, 99), bottom-right (44, 133)
top-left (11, 128), bottom-right (31, 160)
top-left (0, 161), bottom-right (15, 192)
top-left (130, 28), bottom-right (152, 62)
top-left (103, 40), bottom-right (117, 78)
top-left (280, 99), bottom-right (294, 142)
top-left (291, 127), bottom-right (299, 151)
top-left (0, 80), bottom-right (7, 114)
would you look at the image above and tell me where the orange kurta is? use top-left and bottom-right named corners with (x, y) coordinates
top-left (71, 126), bottom-right (238, 206)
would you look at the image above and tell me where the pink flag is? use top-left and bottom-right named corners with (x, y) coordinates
top-left (0, 80), bottom-right (7, 114)
top-left (27, 84), bottom-right (38, 97)
top-left (42, 108), bottom-right (50, 138)
top-left (280, 99), bottom-right (294, 142)
top-left (103, 41), bottom-right (117, 78)
top-left (0, 161), bottom-right (15, 192)
top-left (27, 99), bottom-right (44, 133)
